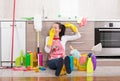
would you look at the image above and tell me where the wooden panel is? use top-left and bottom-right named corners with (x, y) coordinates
top-left (26, 21), bottom-right (54, 63)
top-left (78, 22), bottom-right (94, 32)
top-left (0, 77), bottom-right (120, 81)
top-left (64, 21), bottom-right (94, 32)
top-left (65, 21), bottom-right (94, 52)
top-left (26, 21), bottom-right (37, 52)
top-left (40, 22), bottom-right (53, 62)
top-left (65, 32), bottom-right (94, 41)
top-left (68, 40), bottom-right (94, 50)
top-left (26, 21), bottom-right (94, 62)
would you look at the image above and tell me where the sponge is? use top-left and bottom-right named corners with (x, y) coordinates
top-left (47, 28), bottom-right (55, 46)
top-left (65, 22), bottom-right (78, 33)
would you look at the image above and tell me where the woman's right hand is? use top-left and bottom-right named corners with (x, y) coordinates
top-left (49, 28), bottom-right (55, 38)
top-left (47, 28), bottom-right (55, 46)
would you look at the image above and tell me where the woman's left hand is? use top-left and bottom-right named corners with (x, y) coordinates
top-left (64, 22), bottom-right (78, 33)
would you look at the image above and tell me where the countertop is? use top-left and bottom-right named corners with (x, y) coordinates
top-left (1, 18), bottom-right (120, 22)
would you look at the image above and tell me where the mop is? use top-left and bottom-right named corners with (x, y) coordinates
top-left (34, 14), bottom-right (42, 53)
top-left (34, 15), bottom-right (43, 69)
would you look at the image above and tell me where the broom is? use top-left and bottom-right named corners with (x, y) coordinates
top-left (11, 0), bottom-right (16, 68)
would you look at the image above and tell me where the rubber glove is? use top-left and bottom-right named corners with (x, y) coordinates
top-left (47, 28), bottom-right (55, 46)
top-left (77, 18), bottom-right (87, 27)
top-left (65, 22), bottom-right (78, 33)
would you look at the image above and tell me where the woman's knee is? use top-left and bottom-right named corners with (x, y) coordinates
top-left (48, 60), bottom-right (57, 70)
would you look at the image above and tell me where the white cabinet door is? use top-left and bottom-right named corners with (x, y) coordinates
top-left (1, 21), bottom-right (26, 62)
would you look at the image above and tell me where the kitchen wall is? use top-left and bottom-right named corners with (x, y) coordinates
top-left (0, 0), bottom-right (13, 19)
top-left (0, 0), bottom-right (43, 19)
top-left (89, 0), bottom-right (120, 19)
top-left (0, 0), bottom-right (120, 19)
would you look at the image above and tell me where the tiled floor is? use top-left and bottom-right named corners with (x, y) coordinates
top-left (0, 59), bottom-right (120, 77)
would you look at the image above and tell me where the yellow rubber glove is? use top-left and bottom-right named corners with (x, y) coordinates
top-left (65, 22), bottom-right (78, 33)
top-left (47, 28), bottom-right (55, 46)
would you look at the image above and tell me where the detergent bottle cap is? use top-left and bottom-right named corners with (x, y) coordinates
top-left (88, 53), bottom-right (92, 58)
top-left (39, 51), bottom-right (42, 55)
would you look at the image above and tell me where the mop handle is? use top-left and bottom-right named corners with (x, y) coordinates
top-left (37, 31), bottom-right (40, 53)
top-left (11, 0), bottom-right (16, 68)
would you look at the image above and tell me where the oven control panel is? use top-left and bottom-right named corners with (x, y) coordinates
top-left (95, 21), bottom-right (120, 28)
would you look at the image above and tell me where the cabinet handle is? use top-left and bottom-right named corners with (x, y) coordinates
top-left (10, 24), bottom-right (16, 27)
top-left (71, 42), bottom-right (85, 44)
top-left (79, 32), bottom-right (84, 34)
top-left (68, 32), bottom-right (83, 34)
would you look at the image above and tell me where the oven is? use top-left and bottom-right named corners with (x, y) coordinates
top-left (95, 22), bottom-right (120, 56)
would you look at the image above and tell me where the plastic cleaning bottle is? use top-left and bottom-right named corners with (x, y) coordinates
top-left (26, 53), bottom-right (30, 67)
top-left (30, 52), bottom-right (33, 67)
top-left (69, 55), bottom-right (74, 71)
top-left (87, 55), bottom-right (93, 73)
top-left (38, 52), bottom-right (43, 66)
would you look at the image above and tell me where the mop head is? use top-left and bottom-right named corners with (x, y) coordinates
top-left (34, 14), bottom-right (42, 31)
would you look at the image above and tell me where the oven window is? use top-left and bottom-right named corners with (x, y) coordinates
top-left (100, 31), bottom-right (120, 48)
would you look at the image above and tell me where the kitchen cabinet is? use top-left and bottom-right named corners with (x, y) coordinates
top-left (26, 21), bottom-right (94, 61)
top-left (0, 21), bottom-right (26, 66)
top-left (65, 21), bottom-right (94, 54)
top-left (26, 21), bottom-right (37, 52)
top-left (26, 21), bottom-right (47, 62)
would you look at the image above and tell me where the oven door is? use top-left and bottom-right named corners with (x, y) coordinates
top-left (95, 28), bottom-right (120, 48)
top-left (95, 28), bottom-right (120, 56)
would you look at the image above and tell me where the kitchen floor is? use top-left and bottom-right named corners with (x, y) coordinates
top-left (0, 77), bottom-right (120, 81)
top-left (0, 59), bottom-right (120, 81)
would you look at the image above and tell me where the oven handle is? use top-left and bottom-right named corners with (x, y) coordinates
top-left (99, 29), bottom-right (120, 31)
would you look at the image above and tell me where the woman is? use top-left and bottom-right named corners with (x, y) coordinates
top-left (44, 22), bottom-right (81, 76)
